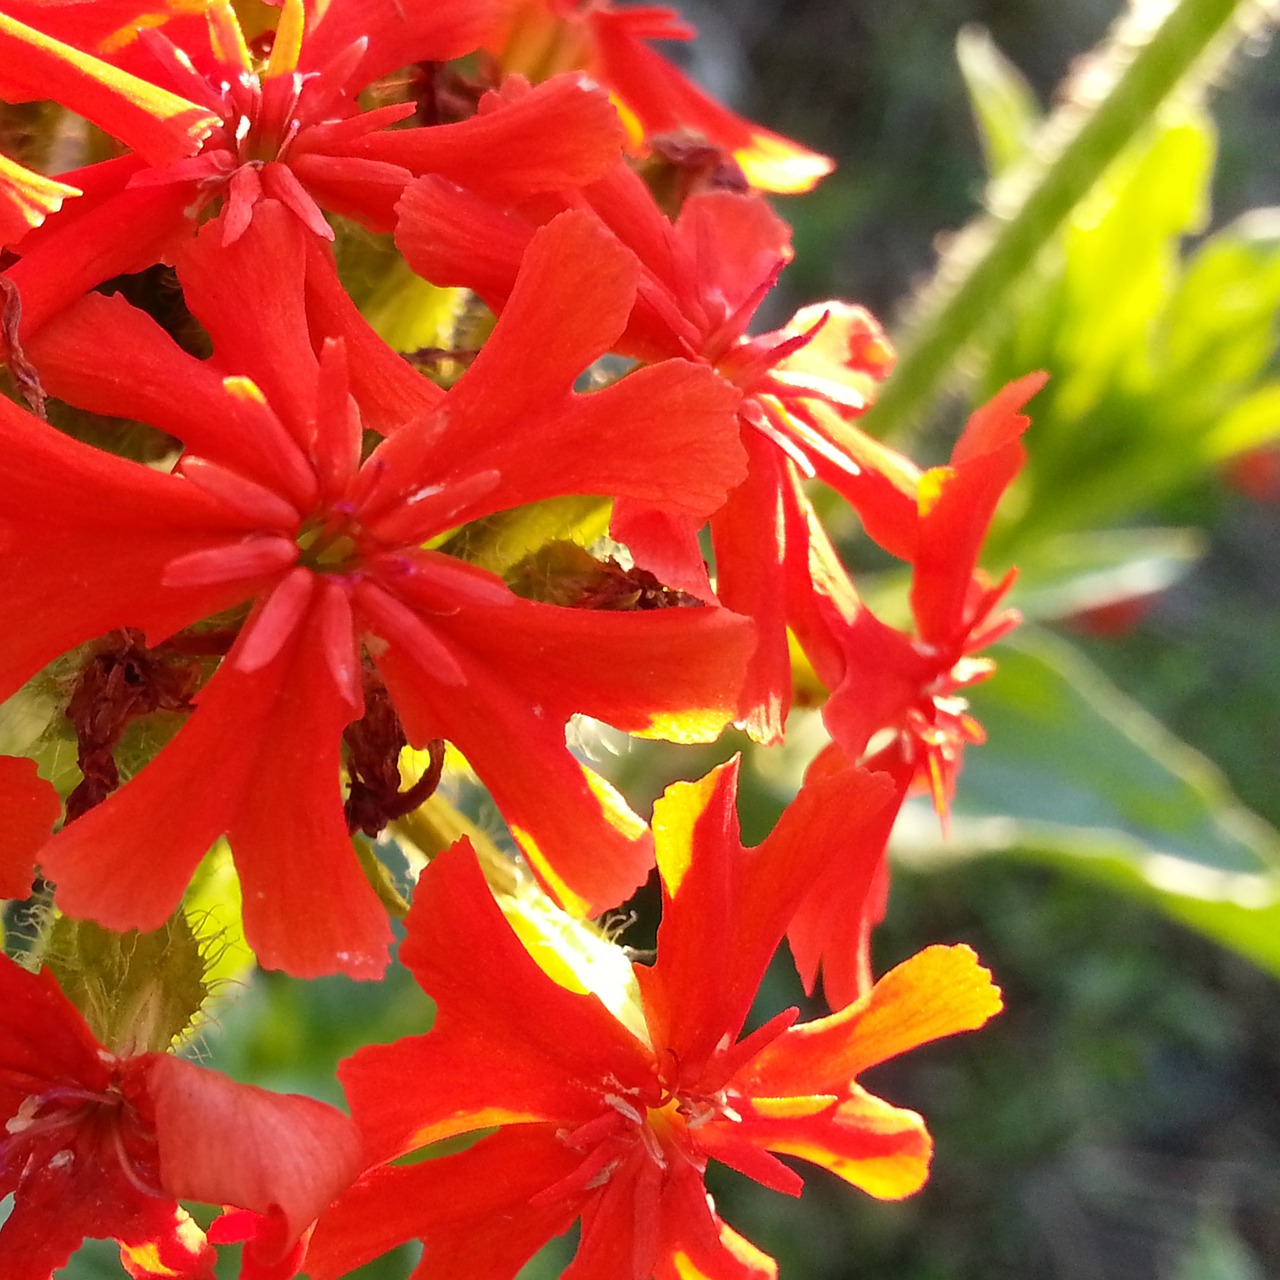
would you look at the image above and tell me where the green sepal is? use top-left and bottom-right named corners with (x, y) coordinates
top-left (43, 913), bottom-right (210, 1056)
top-left (354, 834), bottom-right (411, 920)
top-left (441, 496), bottom-right (612, 578)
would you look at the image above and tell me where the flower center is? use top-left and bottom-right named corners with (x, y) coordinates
top-left (295, 511), bottom-right (361, 574)
top-left (3, 1079), bottom-right (162, 1199)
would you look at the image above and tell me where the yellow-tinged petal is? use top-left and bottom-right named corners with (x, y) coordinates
top-left (206, 0), bottom-right (250, 74)
top-left (221, 373), bottom-right (267, 405)
top-left (669, 1222), bottom-right (778, 1280)
top-left (506, 763), bottom-right (649, 916)
top-left (760, 1085), bottom-right (933, 1200)
top-left (265, 0), bottom-right (305, 78)
top-left (408, 1107), bottom-right (546, 1150)
top-left (743, 945), bottom-right (1002, 1096)
top-left (502, 880), bottom-right (649, 1046)
top-left (748, 1094), bottom-right (839, 1121)
top-left (0, 153), bottom-right (79, 246)
top-left (734, 132), bottom-right (836, 196)
top-left (637, 704), bottom-right (739, 744)
top-left (917, 465), bottom-right (952, 518)
top-left (650, 765), bottom-right (724, 899)
top-left (838, 944), bottom-right (1003, 1075)
top-left (0, 12), bottom-right (218, 165)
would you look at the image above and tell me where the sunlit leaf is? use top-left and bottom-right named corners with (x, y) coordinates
top-left (894, 629), bottom-right (1280, 976)
top-left (957, 25), bottom-right (1042, 177)
top-left (1003, 526), bottom-right (1205, 622)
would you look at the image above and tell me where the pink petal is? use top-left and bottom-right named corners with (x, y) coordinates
top-left (147, 1054), bottom-right (362, 1245)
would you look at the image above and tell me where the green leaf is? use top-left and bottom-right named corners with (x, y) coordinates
top-left (956, 26), bottom-right (1042, 177)
top-left (1159, 206), bottom-right (1280, 397)
top-left (1205, 380), bottom-right (1280, 459)
top-left (894, 628), bottom-right (1280, 977)
top-left (1003, 526), bottom-right (1205, 622)
top-left (863, 0), bottom-right (1252, 442)
top-left (1174, 1213), bottom-right (1266, 1280)
top-left (442, 495), bottom-right (613, 578)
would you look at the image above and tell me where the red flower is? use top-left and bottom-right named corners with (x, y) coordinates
top-left (305, 759), bottom-right (1001, 1280)
top-left (488, 0), bottom-right (834, 193)
top-left (0, 953), bottom-right (360, 1280)
top-left (785, 373), bottom-right (1048, 1008)
top-left (818, 373), bottom-right (1049, 809)
top-left (3, 203), bottom-right (750, 977)
top-left (398, 163), bottom-right (896, 741)
top-left (0, 0), bottom-right (624, 343)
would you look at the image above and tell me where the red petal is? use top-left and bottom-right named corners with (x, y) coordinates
top-left (786, 777), bottom-right (900, 1009)
top-left (359, 209), bottom-right (635, 526)
top-left (672, 190), bottom-right (791, 324)
top-left (640, 760), bottom-right (896, 1073)
top-left (587, 10), bottom-right (833, 194)
top-left (710, 436), bottom-right (791, 744)
top-left (0, 395), bottom-right (259, 700)
top-left (298, 0), bottom-right (490, 85)
top-left (0, 756), bottom-right (60, 899)
top-left (567, 1139), bottom-right (667, 1280)
top-left (302, 234), bottom-right (444, 434)
top-left (2, 179), bottom-right (194, 342)
top-left (286, 152), bottom-right (407, 234)
top-left (743, 945), bottom-right (1002, 1094)
top-left (366, 359), bottom-right (743, 548)
top-left (610, 500), bottom-right (713, 601)
top-left (910, 374), bottom-right (1046, 645)
top-left (40, 580), bottom-right (390, 979)
top-left (174, 202), bottom-right (319, 444)
top-left (0, 12), bottom-right (216, 165)
top-left (341, 841), bottom-right (652, 1160)
top-left (394, 173), bottom-right (533, 313)
top-left (307, 1126), bottom-right (581, 1280)
top-left (25, 293), bottom-right (243, 456)
top-left (801, 402), bottom-right (921, 562)
top-left (147, 1054), bottom-right (362, 1247)
top-left (0, 954), bottom-right (109, 1110)
top-left (369, 609), bottom-right (655, 916)
top-left (819, 608), bottom-right (935, 764)
top-left (350, 73), bottom-right (624, 200)
top-left (369, 588), bottom-right (752, 916)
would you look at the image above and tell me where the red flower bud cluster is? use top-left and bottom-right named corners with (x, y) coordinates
top-left (0, 2), bottom-right (1038, 1276)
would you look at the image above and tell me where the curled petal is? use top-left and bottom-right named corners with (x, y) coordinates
top-left (354, 578), bottom-right (466, 688)
top-left (177, 458), bottom-right (301, 530)
top-left (0, 153), bottom-right (79, 248)
top-left (234, 568), bottom-right (316, 673)
top-left (147, 1055), bottom-right (362, 1247)
top-left (162, 537), bottom-right (299, 590)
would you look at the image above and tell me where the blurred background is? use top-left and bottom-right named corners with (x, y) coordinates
top-left (49, 0), bottom-right (1280, 1276)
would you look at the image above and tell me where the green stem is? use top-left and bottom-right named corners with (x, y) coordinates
top-left (861, 0), bottom-right (1252, 442)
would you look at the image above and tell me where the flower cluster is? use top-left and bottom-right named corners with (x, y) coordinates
top-left (0, 1), bottom-right (1036, 1276)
